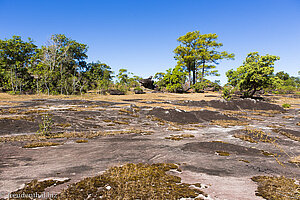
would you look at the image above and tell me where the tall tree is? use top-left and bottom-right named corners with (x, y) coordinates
top-left (31, 34), bottom-right (88, 95)
top-left (196, 33), bottom-right (234, 83)
top-left (0, 36), bottom-right (37, 92)
top-left (174, 31), bottom-right (234, 86)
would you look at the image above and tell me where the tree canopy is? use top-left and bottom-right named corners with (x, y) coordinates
top-left (174, 31), bottom-right (234, 86)
top-left (226, 52), bottom-right (280, 97)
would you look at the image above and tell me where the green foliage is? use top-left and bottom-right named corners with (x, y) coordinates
top-left (38, 114), bottom-right (53, 136)
top-left (269, 71), bottom-right (300, 94)
top-left (226, 52), bottom-right (280, 97)
top-left (31, 34), bottom-right (88, 95)
top-left (282, 104), bottom-right (291, 108)
top-left (0, 36), bottom-right (37, 92)
top-left (222, 87), bottom-right (232, 101)
top-left (84, 61), bottom-right (113, 94)
top-left (174, 31), bottom-right (234, 85)
top-left (155, 65), bottom-right (187, 93)
top-left (192, 82), bottom-right (206, 92)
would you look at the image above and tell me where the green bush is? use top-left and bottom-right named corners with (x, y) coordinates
top-left (192, 82), bottom-right (205, 93)
top-left (282, 104), bottom-right (291, 108)
top-left (222, 87), bottom-right (232, 101)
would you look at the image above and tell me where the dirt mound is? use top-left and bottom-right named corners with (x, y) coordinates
top-left (174, 99), bottom-right (284, 111)
top-left (182, 142), bottom-right (263, 156)
top-left (147, 108), bottom-right (236, 124)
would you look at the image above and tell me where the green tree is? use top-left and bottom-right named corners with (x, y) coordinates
top-left (85, 61), bottom-right (113, 93)
top-left (155, 65), bottom-right (187, 93)
top-left (0, 36), bottom-right (37, 93)
top-left (226, 52), bottom-right (280, 97)
top-left (174, 31), bottom-right (234, 86)
top-left (31, 34), bottom-right (88, 95)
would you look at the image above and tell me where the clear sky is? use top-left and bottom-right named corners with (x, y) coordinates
top-left (0, 0), bottom-right (299, 84)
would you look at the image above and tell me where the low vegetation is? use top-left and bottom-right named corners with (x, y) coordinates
top-left (23, 142), bottom-right (61, 148)
top-left (210, 120), bottom-right (248, 128)
top-left (165, 134), bottom-right (195, 141)
top-left (57, 163), bottom-right (206, 199)
top-left (251, 176), bottom-right (299, 200)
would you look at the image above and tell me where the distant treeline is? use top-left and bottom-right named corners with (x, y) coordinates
top-left (0, 32), bottom-right (299, 96)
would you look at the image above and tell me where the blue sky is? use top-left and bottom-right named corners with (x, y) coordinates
top-left (0, 0), bottom-right (299, 84)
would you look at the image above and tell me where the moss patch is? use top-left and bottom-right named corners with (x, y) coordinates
top-left (57, 163), bottom-right (205, 199)
top-left (252, 176), bottom-right (300, 200)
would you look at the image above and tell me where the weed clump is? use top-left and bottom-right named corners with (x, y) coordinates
top-left (37, 114), bottom-right (53, 136)
top-left (251, 176), bottom-right (299, 200)
top-left (57, 163), bottom-right (205, 199)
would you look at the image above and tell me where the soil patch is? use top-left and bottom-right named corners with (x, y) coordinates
top-left (147, 107), bottom-right (236, 124)
top-left (174, 99), bottom-right (284, 111)
top-left (182, 142), bottom-right (262, 156)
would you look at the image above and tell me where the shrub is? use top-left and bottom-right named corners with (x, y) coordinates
top-left (37, 114), bottom-right (53, 136)
top-left (282, 104), bottom-right (291, 108)
top-left (222, 87), bottom-right (232, 101)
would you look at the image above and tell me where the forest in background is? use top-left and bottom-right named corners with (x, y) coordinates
top-left (0, 31), bottom-right (299, 97)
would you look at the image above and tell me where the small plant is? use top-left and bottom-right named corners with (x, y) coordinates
top-left (282, 103), bottom-right (291, 108)
top-left (222, 87), bottom-right (232, 101)
top-left (134, 86), bottom-right (144, 94)
top-left (38, 114), bottom-right (53, 136)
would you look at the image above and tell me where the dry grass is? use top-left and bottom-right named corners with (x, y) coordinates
top-left (251, 176), bottom-right (300, 200)
top-left (210, 120), bottom-right (249, 128)
top-left (0, 129), bottom-right (153, 143)
top-left (282, 115), bottom-right (294, 119)
top-left (23, 142), bottom-right (61, 148)
top-left (273, 129), bottom-right (300, 142)
top-left (57, 163), bottom-right (206, 199)
top-left (75, 139), bottom-right (88, 143)
top-left (289, 155), bottom-right (300, 164)
top-left (235, 127), bottom-right (277, 144)
top-left (215, 151), bottom-right (230, 156)
top-left (239, 159), bottom-right (250, 163)
top-left (55, 123), bottom-right (71, 128)
top-left (9, 178), bottom-right (70, 199)
top-left (165, 134), bottom-right (195, 141)
top-left (234, 134), bottom-right (258, 143)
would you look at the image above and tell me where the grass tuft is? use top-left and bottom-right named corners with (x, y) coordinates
top-left (252, 176), bottom-right (299, 200)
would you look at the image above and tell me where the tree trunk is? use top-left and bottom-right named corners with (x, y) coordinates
top-left (201, 61), bottom-right (205, 83)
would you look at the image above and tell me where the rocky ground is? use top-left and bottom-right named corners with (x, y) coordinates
top-left (0, 93), bottom-right (299, 199)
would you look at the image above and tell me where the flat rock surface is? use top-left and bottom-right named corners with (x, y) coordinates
top-left (0, 96), bottom-right (299, 199)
